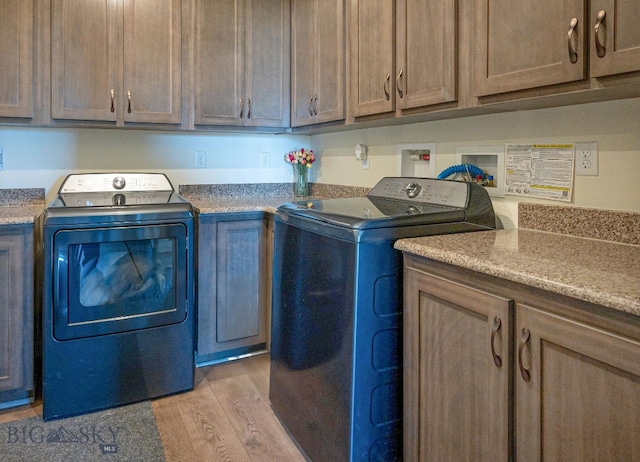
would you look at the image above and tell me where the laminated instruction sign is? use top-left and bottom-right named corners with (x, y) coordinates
top-left (505, 144), bottom-right (574, 202)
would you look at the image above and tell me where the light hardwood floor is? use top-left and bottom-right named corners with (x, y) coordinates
top-left (0, 354), bottom-right (307, 461)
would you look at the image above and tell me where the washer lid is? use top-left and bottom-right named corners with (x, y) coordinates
top-left (277, 196), bottom-right (466, 230)
top-left (276, 177), bottom-right (495, 231)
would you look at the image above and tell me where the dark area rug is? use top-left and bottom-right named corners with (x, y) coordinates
top-left (0, 401), bottom-right (165, 462)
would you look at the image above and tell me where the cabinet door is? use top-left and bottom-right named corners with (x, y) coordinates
top-left (396, 0), bottom-right (456, 109)
top-left (291, 0), bottom-right (316, 126)
top-left (0, 0), bottom-right (33, 118)
top-left (0, 229), bottom-right (33, 400)
top-left (474, 0), bottom-right (586, 96)
top-left (516, 303), bottom-right (640, 461)
top-left (244, 0), bottom-right (290, 127)
top-left (291, 0), bottom-right (344, 127)
top-left (216, 220), bottom-right (268, 346)
top-left (349, 0), bottom-right (394, 117)
top-left (51, 0), bottom-right (120, 121)
top-left (194, 0), bottom-right (244, 126)
top-left (197, 218), bottom-right (269, 360)
top-left (404, 267), bottom-right (512, 462)
top-left (314, 0), bottom-right (344, 124)
top-left (590, 0), bottom-right (640, 77)
top-left (123, 0), bottom-right (182, 124)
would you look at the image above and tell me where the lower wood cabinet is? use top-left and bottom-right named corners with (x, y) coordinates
top-left (0, 225), bottom-right (34, 408)
top-left (195, 213), bottom-right (271, 365)
top-left (403, 260), bottom-right (512, 461)
top-left (515, 302), bottom-right (640, 461)
top-left (403, 254), bottom-right (640, 461)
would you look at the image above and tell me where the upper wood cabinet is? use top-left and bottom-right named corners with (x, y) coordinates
top-left (474, 0), bottom-right (587, 96)
top-left (590, 0), bottom-right (640, 78)
top-left (0, 0), bottom-right (33, 119)
top-left (349, 0), bottom-right (394, 117)
top-left (349, 0), bottom-right (457, 119)
top-left (474, 0), bottom-right (589, 97)
top-left (51, 0), bottom-right (182, 125)
top-left (395, 0), bottom-right (457, 111)
top-left (474, 0), bottom-right (640, 98)
top-left (194, 0), bottom-right (290, 128)
top-left (291, 0), bottom-right (345, 127)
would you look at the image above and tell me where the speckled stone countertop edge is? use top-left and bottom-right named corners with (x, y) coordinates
top-left (395, 229), bottom-right (640, 316)
top-left (0, 205), bottom-right (44, 225)
top-left (179, 182), bottom-right (369, 202)
top-left (0, 188), bottom-right (46, 225)
top-left (187, 195), bottom-right (327, 216)
top-left (180, 182), bottom-right (370, 216)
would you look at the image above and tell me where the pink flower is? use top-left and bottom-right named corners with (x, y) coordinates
top-left (284, 148), bottom-right (316, 167)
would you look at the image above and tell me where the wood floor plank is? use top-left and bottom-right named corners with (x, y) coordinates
top-left (0, 401), bottom-right (41, 424)
top-left (155, 367), bottom-right (252, 462)
top-left (203, 359), bottom-right (306, 462)
top-left (243, 354), bottom-right (271, 398)
top-left (0, 355), bottom-right (305, 461)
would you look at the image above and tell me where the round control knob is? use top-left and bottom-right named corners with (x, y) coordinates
top-left (112, 194), bottom-right (126, 206)
top-left (112, 176), bottom-right (126, 190)
top-left (405, 182), bottom-right (422, 198)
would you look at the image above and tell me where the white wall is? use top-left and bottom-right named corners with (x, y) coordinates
top-left (0, 98), bottom-right (638, 228)
top-left (311, 98), bottom-right (640, 228)
top-left (0, 127), bottom-right (309, 202)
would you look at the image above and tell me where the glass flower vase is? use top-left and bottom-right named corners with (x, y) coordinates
top-left (292, 164), bottom-right (309, 197)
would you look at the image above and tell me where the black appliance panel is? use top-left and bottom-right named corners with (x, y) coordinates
top-left (53, 223), bottom-right (188, 340)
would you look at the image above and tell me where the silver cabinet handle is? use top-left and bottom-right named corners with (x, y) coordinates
top-left (383, 73), bottom-right (391, 101)
top-left (247, 98), bottom-right (251, 119)
top-left (518, 327), bottom-right (532, 382)
top-left (595, 10), bottom-right (606, 58)
top-left (127, 90), bottom-right (132, 113)
top-left (308, 95), bottom-right (314, 116)
top-left (110, 89), bottom-right (115, 113)
top-left (313, 95), bottom-right (318, 115)
top-left (490, 316), bottom-right (503, 368)
top-left (568, 17), bottom-right (579, 64)
top-left (396, 69), bottom-right (404, 99)
top-left (239, 98), bottom-right (243, 119)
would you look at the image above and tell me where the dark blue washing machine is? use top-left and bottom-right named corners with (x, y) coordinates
top-left (40, 173), bottom-right (195, 421)
top-left (270, 177), bottom-right (496, 461)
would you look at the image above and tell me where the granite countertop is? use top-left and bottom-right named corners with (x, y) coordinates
top-left (189, 195), bottom-right (320, 215)
top-left (0, 188), bottom-right (45, 225)
top-left (180, 182), bottom-right (370, 215)
top-left (0, 205), bottom-right (44, 225)
top-left (395, 228), bottom-right (640, 316)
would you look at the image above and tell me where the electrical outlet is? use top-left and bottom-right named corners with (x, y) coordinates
top-left (196, 151), bottom-right (206, 169)
top-left (260, 152), bottom-right (271, 168)
top-left (575, 142), bottom-right (598, 176)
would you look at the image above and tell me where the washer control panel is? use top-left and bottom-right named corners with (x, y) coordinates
top-left (368, 177), bottom-right (469, 208)
top-left (59, 173), bottom-right (174, 193)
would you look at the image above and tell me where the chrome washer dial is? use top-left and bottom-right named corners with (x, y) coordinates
top-left (405, 182), bottom-right (422, 198)
top-left (112, 176), bottom-right (126, 190)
